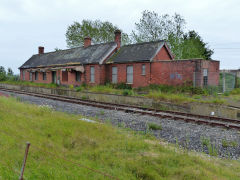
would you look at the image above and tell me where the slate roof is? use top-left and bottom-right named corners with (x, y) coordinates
top-left (108, 40), bottom-right (166, 63)
top-left (20, 42), bottom-right (117, 69)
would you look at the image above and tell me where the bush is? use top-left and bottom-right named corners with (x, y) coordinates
top-left (148, 123), bottom-right (162, 130)
top-left (75, 86), bottom-right (83, 92)
top-left (114, 83), bottom-right (132, 90)
top-left (122, 89), bottom-right (132, 96)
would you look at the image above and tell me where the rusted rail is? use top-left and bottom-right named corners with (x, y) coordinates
top-left (0, 87), bottom-right (240, 130)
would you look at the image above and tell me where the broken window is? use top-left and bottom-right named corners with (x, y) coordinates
top-left (203, 69), bottom-right (208, 86)
top-left (112, 67), bottom-right (117, 83)
top-left (76, 71), bottom-right (81, 82)
top-left (127, 66), bottom-right (133, 84)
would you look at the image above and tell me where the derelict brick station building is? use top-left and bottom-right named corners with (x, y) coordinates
top-left (19, 30), bottom-right (219, 88)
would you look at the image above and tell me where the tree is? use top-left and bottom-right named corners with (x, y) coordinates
top-left (181, 31), bottom-right (213, 59)
top-left (66, 20), bottom-right (131, 48)
top-left (132, 10), bottom-right (214, 59)
top-left (0, 66), bottom-right (6, 81)
top-left (7, 68), bottom-right (13, 76)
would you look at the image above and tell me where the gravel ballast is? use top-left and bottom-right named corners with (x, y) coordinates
top-left (1, 90), bottom-right (240, 159)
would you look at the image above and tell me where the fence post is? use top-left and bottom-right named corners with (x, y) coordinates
top-left (19, 142), bottom-right (31, 180)
top-left (223, 71), bottom-right (226, 93)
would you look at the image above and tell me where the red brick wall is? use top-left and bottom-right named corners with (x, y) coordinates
top-left (106, 62), bottom-right (150, 87)
top-left (153, 46), bottom-right (172, 61)
top-left (151, 61), bottom-right (195, 86)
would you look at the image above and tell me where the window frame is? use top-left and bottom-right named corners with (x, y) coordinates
top-left (76, 71), bottom-right (81, 82)
top-left (141, 64), bottom-right (146, 75)
top-left (43, 72), bottom-right (47, 81)
top-left (112, 66), bottom-right (118, 83)
top-left (126, 65), bottom-right (133, 84)
top-left (90, 66), bottom-right (95, 83)
top-left (62, 71), bottom-right (68, 82)
top-left (35, 72), bottom-right (38, 80)
top-left (22, 70), bottom-right (25, 80)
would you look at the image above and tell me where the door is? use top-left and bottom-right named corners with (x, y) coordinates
top-left (127, 66), bottom-right (133, 84)
top-left (52, 71), bottom-right (57, 84)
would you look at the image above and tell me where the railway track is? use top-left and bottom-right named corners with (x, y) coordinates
top-left (0, 87), bottom-right (240, 130)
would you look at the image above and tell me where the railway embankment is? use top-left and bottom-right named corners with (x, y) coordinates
top-left (0, 83), bottom-right (239, 120)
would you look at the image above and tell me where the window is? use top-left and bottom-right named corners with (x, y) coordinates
top-left (30, 72), bottom-right (32, 81)
top-left (43, 72), bottom-right (47, 80)
top-left (127, 66), bottom-right (133, 84)
top-left (35, 72), bottom-right (38, 80)
top-left (22, 70), bottom-right (25, 80)
top-left (112, 67), bottom-right (117, 83)
top-left (203, 69), bottom-right (208, 86)
top-left (142, 64), bottom-right (146, 75)
top-left (62, 71), bottom-right (68, 82)
top-left (90, 66), bottom-right (95, 83)
top-left (76, 71), bottom-right (81, 82)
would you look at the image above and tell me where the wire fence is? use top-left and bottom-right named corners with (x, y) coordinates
top-left (218, 71), bottom-right (239, 93)
top-left (0, 129), bottom-right (119, 180)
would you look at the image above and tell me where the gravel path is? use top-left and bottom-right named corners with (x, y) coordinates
top-left (1, 90), bottom-right (240, 159)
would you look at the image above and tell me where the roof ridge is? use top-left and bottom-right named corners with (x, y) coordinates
top-left (34, 41), bottom-right (116, 56)
top-left (122, 40), bottom-right (165, 47)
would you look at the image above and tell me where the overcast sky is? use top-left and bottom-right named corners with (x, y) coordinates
top-left (1, 0), bottom-right (240, 73)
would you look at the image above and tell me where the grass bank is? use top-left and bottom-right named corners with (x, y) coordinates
top-left (1, 80), bottom-right (240, 105)
top-left (0, 97), bottom-right (240, 179)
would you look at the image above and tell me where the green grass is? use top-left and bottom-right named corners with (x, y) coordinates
top-left (0, 97), bottom-right (240, 179)
top-left (1, 80), bottom-right (239, 105)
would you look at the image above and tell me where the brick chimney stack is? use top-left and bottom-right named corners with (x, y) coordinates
top-left (114, 30), bottom-right (121, 50)
top-left (38, 46), bottom-right (44, 54)
top-left (84, 37), bottom-right (91, 48)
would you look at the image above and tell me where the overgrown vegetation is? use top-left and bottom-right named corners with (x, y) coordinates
top-left (0, 97), bottom-right (240, 179)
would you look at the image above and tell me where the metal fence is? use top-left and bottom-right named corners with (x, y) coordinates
top-left (218, 71), bottom-right (238, 93)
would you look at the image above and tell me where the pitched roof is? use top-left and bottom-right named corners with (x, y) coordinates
top-left (20, 42), bottom-right (117, 69)
top-left (108, 40), bottom-right (168, 63)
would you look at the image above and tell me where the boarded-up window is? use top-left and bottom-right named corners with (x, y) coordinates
top-left (142, 64), bottom-right (146, 75)
top-left (76, 71), bottom-right (81, 82)
top-left (90, 67), bottom-right (95, 83)
top-left (22, 70), bottom-right (25, 80)
top-left (203, 69), bottom-right (208, 86)
top-left (62, 71), bottom-right (68, 82)
top-left (127, 66), bottom-right (133, 84)
top-left (112, 67), bottom-right (117, 83)
top-left (43, 72), bottom-right (47, 80)
top-left (35, 72), bottom-right (38, 80)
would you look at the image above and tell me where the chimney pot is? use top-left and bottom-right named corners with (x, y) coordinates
top-left (84, 37), bottom-right (91, 48)
top-left (114, 30), bottom-right (121, 50)
top-left (38, 46), bottom-right (44, 54)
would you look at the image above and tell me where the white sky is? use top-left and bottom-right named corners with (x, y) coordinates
top-left (1, 0), bottom-right (240, 73)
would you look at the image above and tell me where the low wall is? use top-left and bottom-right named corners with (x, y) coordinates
top-left (0, 83), bottom-right (239, 119)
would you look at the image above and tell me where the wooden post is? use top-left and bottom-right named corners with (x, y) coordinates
top-left (19, 142), bottom-right (31, 180)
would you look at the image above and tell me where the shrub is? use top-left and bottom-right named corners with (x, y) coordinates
top-left (75, 86), bottom-right (83, 92)
top-left (114, 82), bottom-right (132, 90)
top-left (122, 89), bottom-right (132, 96)
top-left (69, 85), bottom-right (74, 90)
top-left (148, 123), bottom-right (162, 130)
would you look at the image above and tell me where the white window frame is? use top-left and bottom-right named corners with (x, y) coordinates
top-left (142, 64), bottom-right (146, 75)
top-left (90, 66), bottom-right (95, 83)
top-left (126, 66), bottom-right (133, 84)
top-left (112, 67), bottom-right (118, 83)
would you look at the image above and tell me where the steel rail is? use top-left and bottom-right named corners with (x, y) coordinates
top-left (0, 87), bottom-right (240, 130)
